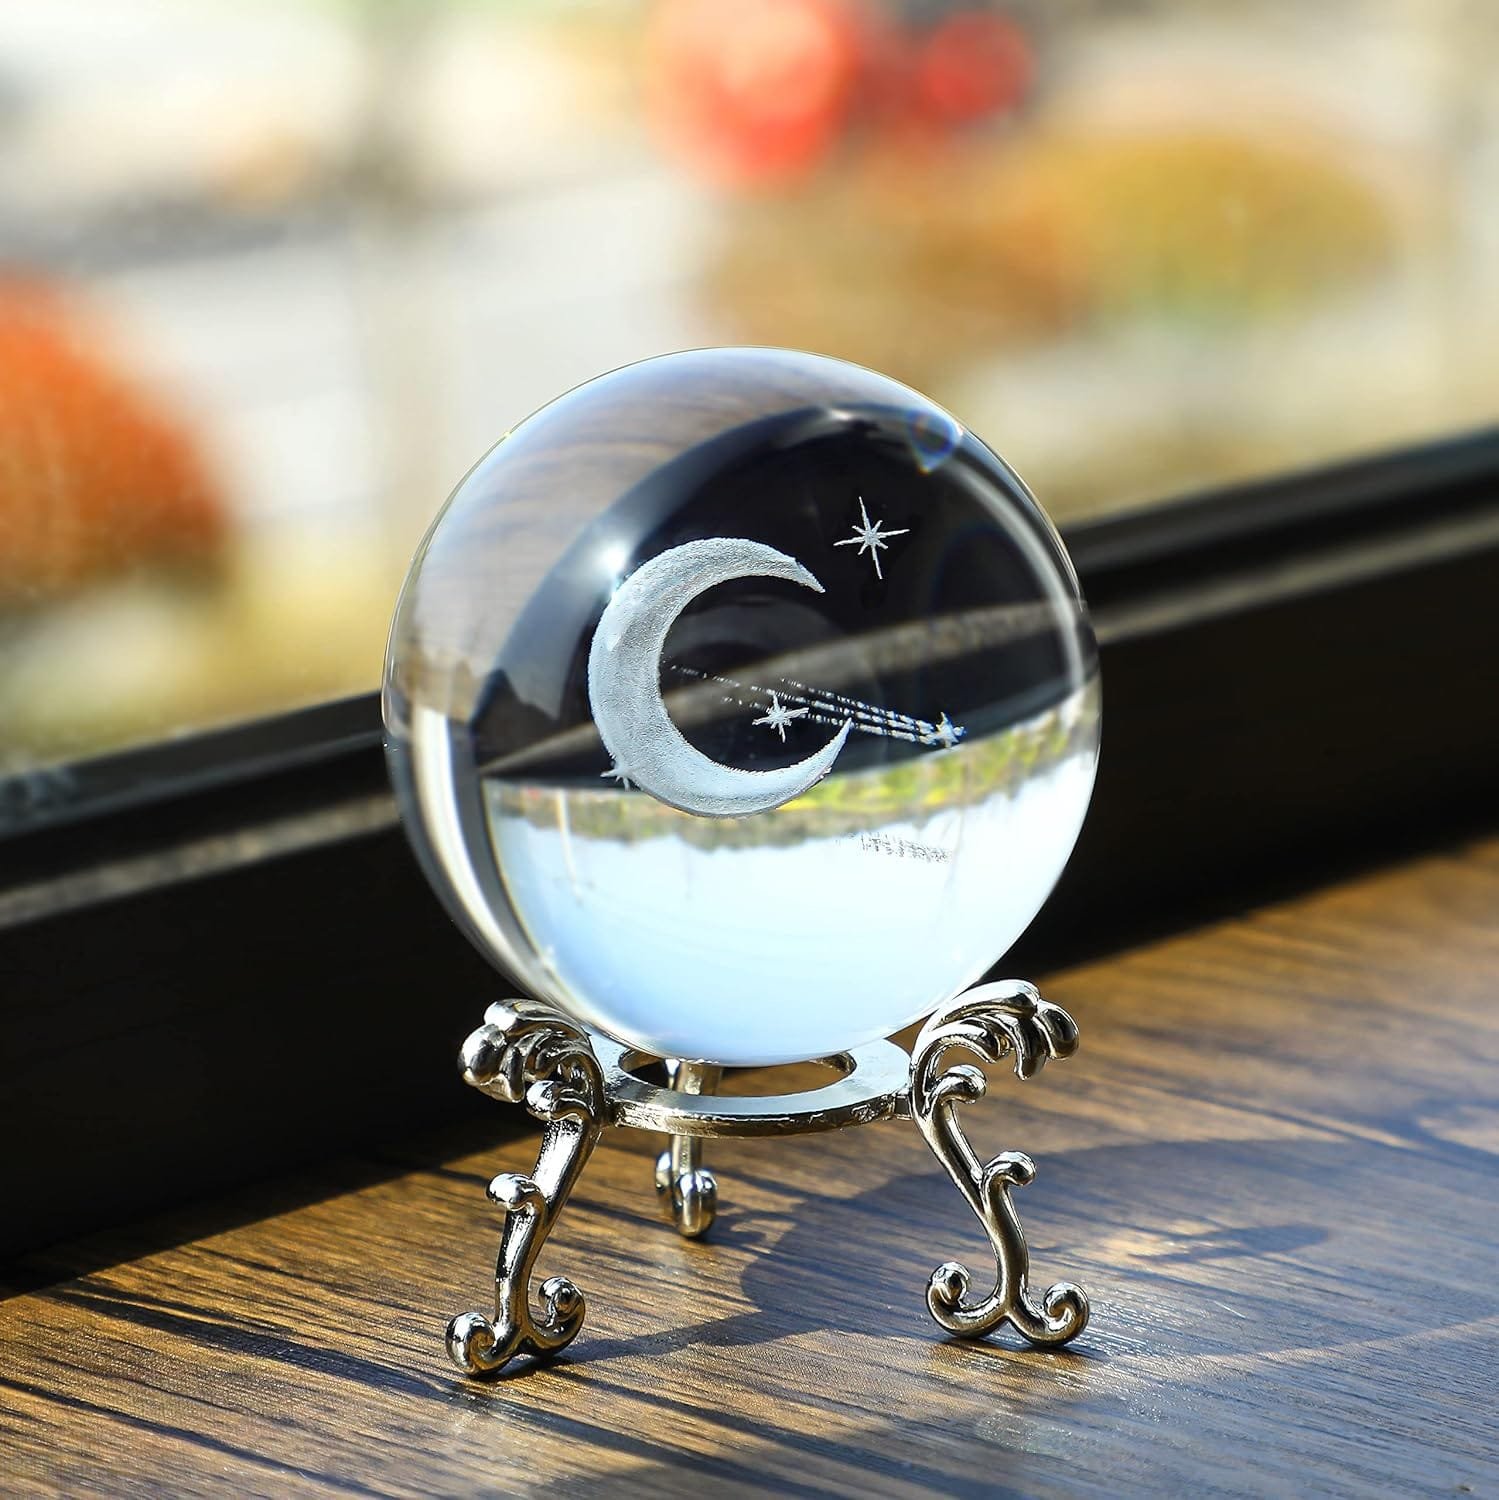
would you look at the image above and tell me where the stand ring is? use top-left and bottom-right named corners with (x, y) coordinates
top-left (595, 1035), bottom-right (911, 1138)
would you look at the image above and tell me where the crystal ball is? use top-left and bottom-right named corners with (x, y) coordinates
top-left (384, 348), bottom-right (1099, 1068)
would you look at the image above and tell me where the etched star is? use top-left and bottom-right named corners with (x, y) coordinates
top-left (922, 712), bottom-right (964, 749)
top-left (834, 496), bottom-right (908, 579)
top-left (751, 691), bottom-right (809, 742)
top-left (601, 762), bottom-right (635, 789)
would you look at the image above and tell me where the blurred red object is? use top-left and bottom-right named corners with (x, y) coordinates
top-left (0, 283), bottom-right (226, 605)
top-left (914, 10), bottom-right (1033, 128)
top-left (644, 0), bottom-right (865, 188)
top-left (644, 0), bottom-right (1037, 188)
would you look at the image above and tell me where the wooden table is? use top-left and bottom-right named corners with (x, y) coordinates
top-left (4, 838), bottom-right (1497, 1497)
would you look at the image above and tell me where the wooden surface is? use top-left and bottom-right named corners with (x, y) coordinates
top-left (4, 838), bottom-right (1498, 1498)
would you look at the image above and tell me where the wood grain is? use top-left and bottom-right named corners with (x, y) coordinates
top-left (4, 838), bottom-right (1498, 1498)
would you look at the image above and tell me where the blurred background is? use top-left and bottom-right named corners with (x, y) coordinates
top-left (1, 0), bottom-right (1496, 783)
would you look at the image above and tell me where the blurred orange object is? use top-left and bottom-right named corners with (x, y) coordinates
top-left (0, 283), bottom-right (226, 606)
top-left (644, 0), bottom-right (865, 188)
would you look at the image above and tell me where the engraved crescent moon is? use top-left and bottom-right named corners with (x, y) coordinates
top-left (587, 538), bottom-right (852, 818)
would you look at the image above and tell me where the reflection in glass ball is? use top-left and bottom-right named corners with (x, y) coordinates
top-left (384, 348), bottom-right (1099, 1067)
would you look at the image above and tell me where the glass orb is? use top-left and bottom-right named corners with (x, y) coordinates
top-left (384, 348), bottom-right (1099, 1068)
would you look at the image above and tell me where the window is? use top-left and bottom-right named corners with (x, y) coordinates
top-left (2, 0), bottom-right (1496, 793)
top-left (4, 0), bottom-right (1498, 1252)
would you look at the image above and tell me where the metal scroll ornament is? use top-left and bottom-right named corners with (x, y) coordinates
top-left (445, 1001), bottom-right (604, 1375)
top-left (910, 981), bottom-right (1090, 1346)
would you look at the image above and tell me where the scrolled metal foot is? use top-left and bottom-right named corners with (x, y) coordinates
top-left (447, 1001), bottom-right (604, 1376)
top-left (910, 980), bottom-right (1090, 1349)
top-left (652, 1060), bottom-right (721, 1238)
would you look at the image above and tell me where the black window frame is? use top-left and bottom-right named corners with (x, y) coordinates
top-left (5, 425), bottom-right (1498, 1256)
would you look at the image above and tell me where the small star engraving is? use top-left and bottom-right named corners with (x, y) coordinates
top-left (922, 712), bottom-right (964, 749)
top-left (601, 762), bottom-right (635, 788)
top-left (752, 691), bottom-right (809, 742)
top-left (835, 496), bottom-right (908, 579)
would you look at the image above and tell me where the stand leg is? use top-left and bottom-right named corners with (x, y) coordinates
top-left (446, 1001), bottom-right (605, 1376)
top-left (654, 1060), bottom-right (721, 1238)
top-left (909, 981), bottom-right (1090, 1348)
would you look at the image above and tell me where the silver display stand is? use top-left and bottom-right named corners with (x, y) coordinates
top-left (445, 981), bottom-right (1089, 1375)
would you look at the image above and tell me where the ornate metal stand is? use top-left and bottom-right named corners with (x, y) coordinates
top-left (447, 981), bottom-right (1088, 1376)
